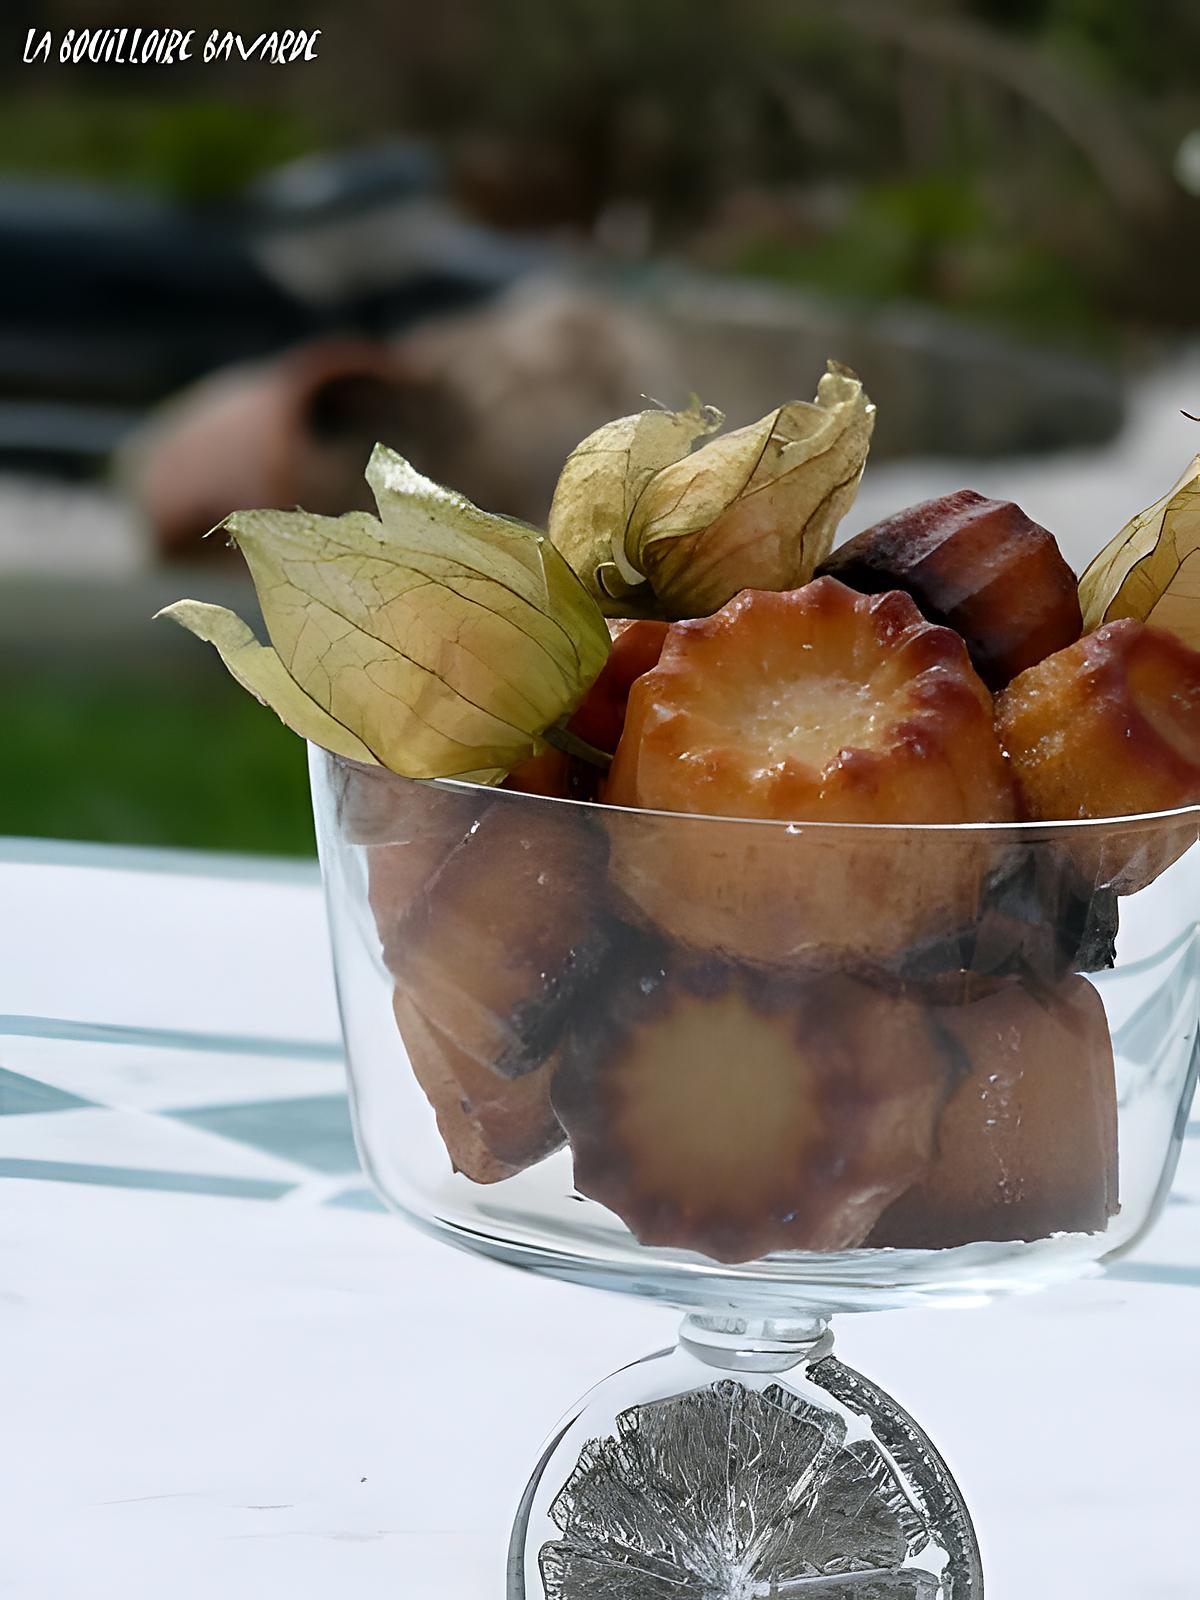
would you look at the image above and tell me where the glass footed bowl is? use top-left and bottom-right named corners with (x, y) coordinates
top-left (309, 745), bottom-right (1199, 1599)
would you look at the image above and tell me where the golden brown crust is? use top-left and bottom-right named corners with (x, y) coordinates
top-left (604, 580), bottom-right (1016, 965)
top-left (996, 619), bottom-right (1200, 891)
top-left (385, 798), bottom-right (612, 1080)
top-left (819, 489), bottom-right (1082, 689)
top-left (552, 947), bottom-right (948, 1262)
top-left (608, 581), bottom-right (1012, 827)
top-left (392, 990), bottom-right (563, 1183)
top-left (868, 975), bottom-right (1117, 1248)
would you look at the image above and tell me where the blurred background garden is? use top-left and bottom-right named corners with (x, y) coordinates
top-left (6, 0), bottom-right (1200, 855)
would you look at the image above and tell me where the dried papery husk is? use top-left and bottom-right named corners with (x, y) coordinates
top-left (161, 444), bottom-right (612, 782)
top-left (1080, 453), bottom-right (1200, 652)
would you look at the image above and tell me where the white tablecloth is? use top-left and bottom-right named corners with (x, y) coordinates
top-left (1, 837), bottom-right (1197, 1599)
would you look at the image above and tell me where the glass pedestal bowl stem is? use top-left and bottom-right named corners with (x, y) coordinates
top-left (509, 1313), bottom-right (984, 1599)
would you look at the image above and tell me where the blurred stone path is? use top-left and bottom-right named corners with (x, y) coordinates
top-left (0, 470), bottom-right (146, 578)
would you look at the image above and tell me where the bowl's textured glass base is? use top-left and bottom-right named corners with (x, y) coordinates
top-left (510, 1322), bottom-right (982, 1599)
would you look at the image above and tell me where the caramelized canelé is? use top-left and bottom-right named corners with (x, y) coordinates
top-left (552, 943), bottom-right (947, 1262)
top-left (997, 619), bottom-right (1200, 891)
top-left (385, 800), bottom-right (611, 1080)
top-left (371, 800), bottom-right (609, 1180)
top-left (870, 975), bottom-right (1118, 1248)
top-left (820, 489), bottom-right (1082, 689)
top-left (604, 578), bottom-right (1016, 966)
top-left (391, 990), bottom-right (563, 1184)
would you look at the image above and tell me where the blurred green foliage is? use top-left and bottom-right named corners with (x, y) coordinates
top-left (735, 176), bottom-right (1115, 351)
top-left (0, 96), bottom-right (319, 199)
top-left (3, 674), bottom-right (314, 855)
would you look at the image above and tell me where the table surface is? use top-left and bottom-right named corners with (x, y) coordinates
top-left (2, 834), bottom-right (1197, 1600)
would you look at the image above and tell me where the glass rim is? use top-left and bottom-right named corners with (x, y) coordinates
top-left (323, 749), bottom-right (1200, 841)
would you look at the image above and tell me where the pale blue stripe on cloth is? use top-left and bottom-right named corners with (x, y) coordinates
top-left (0, 1064), bottom-right (93, 1115)
top-left (0, 1013), bottom-right (344, 1062)
top-left (0, 1157), bottom-right (295, 1200)
top-left (0, 1014), bottom-right (1195, 1276)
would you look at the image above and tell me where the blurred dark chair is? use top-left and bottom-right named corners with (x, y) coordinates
top-left (0, 142), bottom-right (535, 476)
